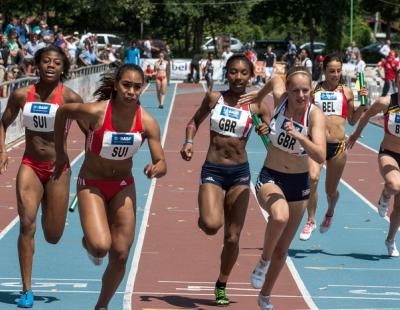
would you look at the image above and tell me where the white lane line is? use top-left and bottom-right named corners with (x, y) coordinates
top-left (249, 182), bottom-right (318, 310)
top-left (0, 277), bottom-right (101, 281)
top-left (123, 82), bottom-right (178, 310)
top-left (158, 280), bottom-right (250, 285)
top-left (305, 266), bottom-right (400, 271)
top-left (329, 284), bottom-right (400, 289)
top-left (0, 289), bottom-right (124, 294)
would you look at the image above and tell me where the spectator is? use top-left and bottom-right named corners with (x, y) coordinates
top-left (144, 64), bottom-right (155, 83)
top-left (188, 53), bottom-right (202, 83)
top-left (263, 45), bottom-right (276, 83)
top-left (4, 16), bottom-right (18, 37)
top-left (55, 29), bottom-right (67, 49)
top-left (345, 41), bottom-right (359, 64)
top-left (380, 39), bottom-right (391, 58)
top-left (143, 36), bottom-right (152, 58)
top-left (100, 45), bottom-right (119, 67)
top-left (0, 34), bottom-right (10, 69)
top-left (379, 50), bottom-right (399, 96)
top-left (23, 33), bottom-right (44, 74)
top-left (220, 46), bottom-right (233, 83)
top-left (312, 54), bottom-right (325, 82)
top-left (31, 18), bottom-right (47, 36)
top-left (300, 48), bottom-right (313, 74)
top-left (79, 43), bottom-right (102, 66)
top-left (284, 39), bottom-right (297, 72)
top-left (64, 33), bottom-right (80, 66)
top-left (354, 51), bottom-right (366, 76)
top-left (1, 70), bottom-right (16, 97)
top-left (164, 43), bottom-right (173, 84)
top-left (124, 40), bottom-right (141, 65)
top-left (7, 30), bottom-right (23, 70)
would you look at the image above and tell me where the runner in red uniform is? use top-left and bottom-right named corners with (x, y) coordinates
top-left (53, 63), bottom-right (167, 310)
top-left (0, 45), bottom-right (84, 308)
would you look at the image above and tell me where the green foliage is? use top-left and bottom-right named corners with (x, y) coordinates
top-left (0, 0), bottom-right (385, 57)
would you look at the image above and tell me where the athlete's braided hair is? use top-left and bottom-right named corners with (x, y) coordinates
top-left (93, 64), bottom-right (144, 101)
top-left (34, 44), bottom-right (70, 82)
top-left (225, 53), bottom-right (254, 77)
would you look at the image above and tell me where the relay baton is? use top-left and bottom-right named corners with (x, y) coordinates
top-left (358, 72), bottom-right (366, 106)
top-left (251, 114), bottom-right (269, 149)
top-left (68, 195), bottom-right (78, 212)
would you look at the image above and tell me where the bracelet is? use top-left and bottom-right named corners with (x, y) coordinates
top-left (184, 140), bottom-right (193, 145)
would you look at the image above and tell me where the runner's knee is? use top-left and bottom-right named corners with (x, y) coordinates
top-left (198, 217), bottom-right (222, 235)
top-left (224, 231), bottom-right (240, 246)
top-left (19, 219), bottom-right (36, 237)
top-left (386, 180), bottom-right (400, 195)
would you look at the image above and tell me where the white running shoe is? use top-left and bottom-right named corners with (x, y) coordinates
top-left (251, 258), bottom-right (270, 289)
top-left (87, 251), bottom-right (103, 266)
top-left (258, 294), bottom-right (273, 310)
top-left (299, 221), bottom-right (316, 240)
top-left (378, 192), bottom-right (390, 217)
top-left (82, 237), bottom-right (103, 266)
top-left (385, 239), bottom-right (400, 257)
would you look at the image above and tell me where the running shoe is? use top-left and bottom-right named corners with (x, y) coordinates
top-left (258, 294), bottom-right (273, 309)
top-left (299, 220), bottom-right (316, 240)
top-left (17, 290), bottom-right (33, 308)
top-left (378, 192), bottom-right (390, 217)
top-left (214, 286), bottom-right (229, 306)
top-left (319, 214), bottom-right (333, 233)
top-left (385, 239), bottom-right (400, 257)
top-left (251, 258), bottom-right (270, 289)
top-left (87, 252), bottom-right (103, 266)
top-left (82, 237), bottom-right (103, 266)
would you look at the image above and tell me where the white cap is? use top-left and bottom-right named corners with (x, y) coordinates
top-left (87, 32), bottom-right (93, 36)
top-left (73, 31), bottom-right (79, 35)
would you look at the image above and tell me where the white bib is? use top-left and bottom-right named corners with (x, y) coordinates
top-left (387, 112), bottom-right (400, 137)
top-left (268, 100), bottom-right (311, 156)
top-left (210, 96), bottom-right (252, 138)
top-left (22, 102), bottom-right (59, 132)
top-left (313, 91), bottom-right (344, 117)
top-left (99, 131), bottom-right (143, 160)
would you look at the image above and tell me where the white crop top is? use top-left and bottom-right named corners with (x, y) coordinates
top-left (210, 94), bottom-right (253, 139)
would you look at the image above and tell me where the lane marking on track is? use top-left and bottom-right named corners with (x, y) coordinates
top-left (0, 289), bottom-right (124, 294)
top-left (123, 83), bottom-right (178, 310)
top-left (329, 284), bottom-right (400, 289)
top-left (133, 291), bottom-right (400, 302)
top-left (343, 226), bottom-right (384, 230)
top-left (132, 291), bottom-right (303, 298)
top-left (305, 266), bottom-right (400, 271)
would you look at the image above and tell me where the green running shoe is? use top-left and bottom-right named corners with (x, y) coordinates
top-left (215, 286), bottom-right (229, 306)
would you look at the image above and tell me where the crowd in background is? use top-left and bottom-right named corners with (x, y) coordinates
top-left (0, 14), bottom-right (123, 97)
top-left (1, 12), bottom-right (398, 99)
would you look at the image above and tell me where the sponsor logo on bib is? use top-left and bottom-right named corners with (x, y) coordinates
top-left (220, 106), bottom-right (241, 120)
top-left (111, 134), bottom-right (134, 145)
top-left (31, 103), bottom-right (51, 114)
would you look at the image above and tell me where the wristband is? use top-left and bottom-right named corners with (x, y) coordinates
top-left (184, 140), bottom-right (193, 145)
